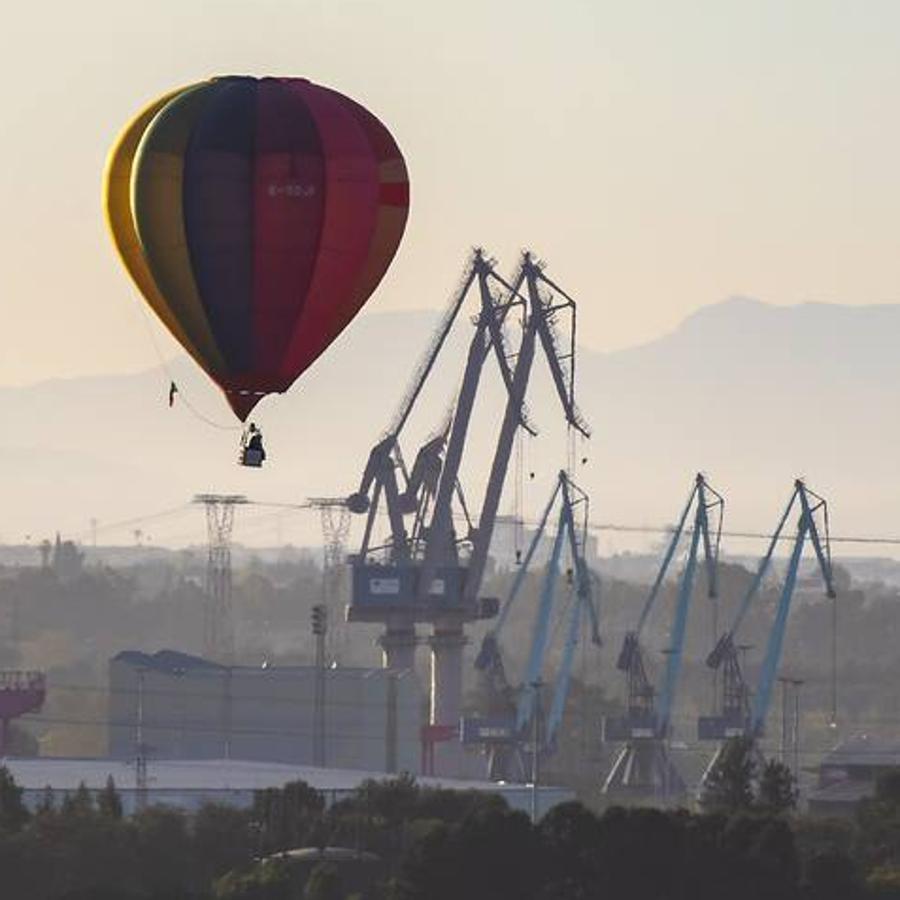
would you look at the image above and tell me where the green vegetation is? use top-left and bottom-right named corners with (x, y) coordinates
top-left (0, 767), bottom-right (898, 899)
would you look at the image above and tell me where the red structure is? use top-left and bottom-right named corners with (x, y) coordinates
top-left (0, 671), bottom-right (45, 756)
top-left (420, 724), bottom-right (458, 776)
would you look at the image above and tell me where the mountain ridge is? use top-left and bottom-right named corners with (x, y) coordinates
top-left (1, 297), bottom-right (897, 550)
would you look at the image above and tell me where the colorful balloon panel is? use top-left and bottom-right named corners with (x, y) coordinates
top-left (104, 76), bottom-right (410, 420)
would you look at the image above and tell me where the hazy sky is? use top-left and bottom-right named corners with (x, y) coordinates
top-left (3, 0), bottom-right (900, 385)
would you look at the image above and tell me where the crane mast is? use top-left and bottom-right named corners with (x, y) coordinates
top-left (698, 480), bottom-right (836, 786)
top-left (461, 471), bottom-right (599, 782)
top-left (343, 249), bottom-right (589, 776)
top-left (602, 474), bottom-right (723, 803)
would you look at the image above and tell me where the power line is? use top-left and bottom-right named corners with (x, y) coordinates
top-left (19, 711), bottom-right (403, 744)
top-left (18, 708), bottom-right (893, 762)
top-left (587, 521), bottom-right (900, 547)
top-left (44, 680), bottom-right (415, 711)
top-left (72, 504), bottom-right (193, 543)
top-left (50, 494), bottom-right (900, 551)
top-left (31, 679), bottom-right (900, 730)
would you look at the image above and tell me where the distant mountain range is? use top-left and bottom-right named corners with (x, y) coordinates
top-left (2, 297), bottom-right (899, 556)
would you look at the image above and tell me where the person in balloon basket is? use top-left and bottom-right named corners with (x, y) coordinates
top-left (241, 423), bottom-right (266, 467)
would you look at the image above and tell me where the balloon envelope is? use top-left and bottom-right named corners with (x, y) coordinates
top-left (104, 76), bottom-right (410, 420)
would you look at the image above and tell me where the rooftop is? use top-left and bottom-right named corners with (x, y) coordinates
top-left (821, 734), bottom-right (900, 770)
top-left (1, 756), bottom-right (573, 800)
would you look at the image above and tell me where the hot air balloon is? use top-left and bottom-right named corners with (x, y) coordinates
top-left (104, 75), bottom-right (410, 453)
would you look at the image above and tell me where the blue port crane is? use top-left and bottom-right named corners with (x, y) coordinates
top-left (698, 480), bottom-right (836, 758)
top-left (461, 471), bottom-right (600, 782)
top-left (602, 473), bottom-right (724, 802)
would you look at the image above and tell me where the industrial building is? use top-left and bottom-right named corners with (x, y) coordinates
top-left (491, 514), bottom-right (600, 571)
top-left (108, 650), bottom-right (422, 774)
top-left (3, 757), bottom-right (574, 819)
top-left (807, 735), bottom-right (900, 816)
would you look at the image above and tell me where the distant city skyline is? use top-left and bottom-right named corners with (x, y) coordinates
top-left (3, 1), bottom-right (900, 384)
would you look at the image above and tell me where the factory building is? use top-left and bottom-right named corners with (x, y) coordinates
top-left (2, 757), bottom-right (575, 819)
top-left (491, 514), bottom-right (600, 570)
top-left (108, 650), bottom-right (422, 774)
top-left (807, 735), bottom-right (900, 816)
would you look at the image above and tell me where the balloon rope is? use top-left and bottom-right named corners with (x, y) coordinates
top-left (128, 293), bottom-right (240, 432)
top-left (174, 388), bottom-right (242, 432)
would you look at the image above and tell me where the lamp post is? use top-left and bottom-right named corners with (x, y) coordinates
top-left (135, 668), bottom-right (148, 812)
top-left (312, 604), bottom-right (327, 766)
top-left (530, 679), bottom-right (543, 825)
top-left (791, 678), bottom-right (804, 787)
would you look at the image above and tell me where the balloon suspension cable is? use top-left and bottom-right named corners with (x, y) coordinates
top-left (129, 292), bottom-right (240, 432)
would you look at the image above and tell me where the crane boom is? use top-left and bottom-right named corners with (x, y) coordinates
top-left (516, 502), bottom-right (568, 731)
top-left (750, 483), bottom-right (836, 734)
top-left (636, 480), bottom-right (700, 634)
top-left (480, 477), bottom-right (563, 648)
top-left (602, 474), bottom-right (723, 804)
top-left (462, 254), bottom-right (590, 606)
top-left (700, 479), bottom-right (836, 741)
top-left (547, 587), bottom-right (585, 747)
top-left (462, 471), bottom-right (600, 780)
top-left (415, 260), bottom-right (529, 593)
top-left (606, 474), bottom-right (723, 740)
top-left (560, 477), bottom-right (601, 645)
top-left (386, 255), bottom-right (478, 440)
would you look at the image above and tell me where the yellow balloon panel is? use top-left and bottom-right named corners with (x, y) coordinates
top-left (103, 84), bottom-right (225, 376)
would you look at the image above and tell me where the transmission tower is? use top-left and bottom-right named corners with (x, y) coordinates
top-left (194, 494), bottom-right (247, 662)
top-left (311, 498), bottom-right (351, 663)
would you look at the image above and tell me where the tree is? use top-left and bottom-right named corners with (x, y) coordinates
top-left (303, 862), bottom-right (342, 900)
top-left (194, 802), bottom-right (255, 885)
top-left (730, 814), bottom-right (800, 900)
top-left (133, 806), bottom-right (194, 897)
top-left (757, 759), bottom-right (798, 814)
top-left (35, 786), bottom-right (55, 815)
top-left (214, 859), bottom-right (294, 900)
top-left (538, 802), bottom-right (603, 900)
top-left (593, 807), bottom-right (684, 900)
top-left (804, 848), bottom-right (863, 900)
top-left (856, 766), bottom-right (900, 870)
top-left (415, 786), bottom-right (507, 824)
top-left (337, 774), bottom-right (419, 826)
top-left (252, 780), bottom-right (325, 855)
top-left (700, 737), bottom-right (756, 814)
top-left (874, 769), bottom-right (900, 807)
top-left (61, 781), bottom-right (95, 817)
top-left (97, 775), bottom-right (123, 819)
top-left (0, 766), bottom-right (29, 833)
top-left (395, 807), bottom-right (541, 900)
top-left (52, 533), bottom-right (84, 578)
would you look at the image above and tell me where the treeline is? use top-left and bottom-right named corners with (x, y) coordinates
top-left (1, 764), bottom-right (898, 900)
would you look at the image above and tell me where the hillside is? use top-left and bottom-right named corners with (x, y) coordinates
top-left (1, 298), bottom-right (899, 552)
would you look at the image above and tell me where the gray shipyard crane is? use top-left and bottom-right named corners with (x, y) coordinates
top-left (342, 248), bottom-right (590, 775)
